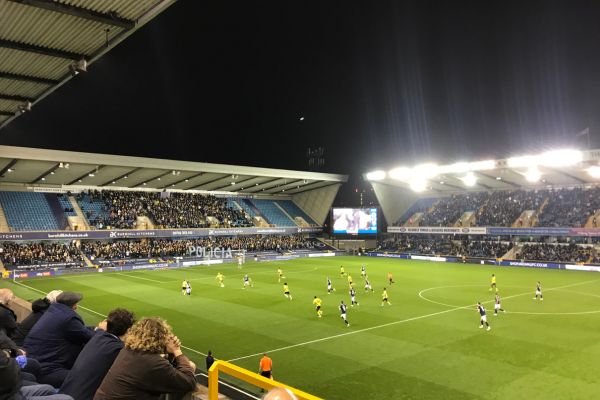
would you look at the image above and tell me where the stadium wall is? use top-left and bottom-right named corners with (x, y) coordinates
top-left (371, 182), bottom-right (421, 226)
top-left (292, 184), bottom-right (341, 225)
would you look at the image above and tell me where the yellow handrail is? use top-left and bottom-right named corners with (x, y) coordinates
top-left (207, 360), bottom-right (322, 400)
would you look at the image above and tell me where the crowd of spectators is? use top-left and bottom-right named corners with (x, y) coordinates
top-left (0, 288), bottom-right (198, 400)
top-left (419, 192), bottom-right (489, 227)
top-left (409, 186), bottom-right (600, 228)
top-left (76, 190), bottom-right (253, 230)
top-left (516, 243), bottom-right (596, 263)
top-left (81, 235), bottom-right (316, 260)
top-left (537, 187), bottom-right (600, 228)
top-left (378, 235), bottom-right (600, 263)
top-left (0, 242), bottom-right (83, 268)
top-left (475, 190), bottom-right (545, 227)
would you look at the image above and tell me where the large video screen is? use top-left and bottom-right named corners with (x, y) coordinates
top-left (332, 208), bottom-right (378, 234)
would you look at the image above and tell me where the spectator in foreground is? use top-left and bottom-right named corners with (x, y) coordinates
top-left (206, 350), bottom-right (215, 371)
top-left (0, 348), bottom-right (74, 400)
top-left (0, 288), bottom-right (17, 338)
top-left (94, 317), bottom-right (197, 400)
top-left (13, 290), bottom-right (62, 347)
top-left (60, 308), bottom-right (135, 400)
top-left (23, 292), bottom-right (95, 387)
top-left (263, 387), bottom-right (298, 400)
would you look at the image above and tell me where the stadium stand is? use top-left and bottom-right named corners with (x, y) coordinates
top-left (377, 235), bottom-right (599, 263)
top-left (391, 186), bottom-right (600, 228)
top-left (277, 200), bottom-right (318, 226)
top-left (0, 192), bottom-right (64, 231)
top-left (56, 194), bottom-right (77, 217)
top-left (251, 199), bottom-right (296, 226)
top-left (0, 242), bottom-right (83, 269)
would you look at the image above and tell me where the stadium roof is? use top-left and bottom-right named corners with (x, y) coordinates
top-left (0, 145), bottom-right (348, 194)
top-left (0, 0), bottom-right (177, 130)
top-left (365, 148), bottom-right (600, 194)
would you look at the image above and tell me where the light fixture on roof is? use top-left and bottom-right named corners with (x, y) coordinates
top-left (587, 166), bottom-right (600, 178)
top-left (366, 170), bottom-right (386, 181)
top-left (17, 101), bottom-right (32, 114)
top-left (50, 171), bottom-right (55, 175)
top-left (389, 167), bottom-right (411, 181)
top-left (409, 178), bottom-right (427, 192)
top-left (69, 58), bottom-right (87, 76)
top-left (7, 168), bottom-right (13, 172)
top-left (525, 166), bottom-right (541, 183)
top-left (157, 177), bottom-right (161, 181)
top-left (41, 177), bottom-right (45, 181)
top-left (461, 172), bottom-right (477, 187)
top-left (64, 163), bottom-right (69, 169)
top-left (496, 176), bottom-right (502, 180)
top-left (143, 182), bottom-right (147, 186)
top-left (89, 173), bottom-right (95, 177)
top-left (112, 181), bottom-right (116, 184)
top-left (124, 175), bottom-right (128, 179)
top-left (231, 182), bottom-right (235, 185)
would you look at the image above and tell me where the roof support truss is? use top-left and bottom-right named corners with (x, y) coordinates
top-left (8, 0), bottom-right (135, 29)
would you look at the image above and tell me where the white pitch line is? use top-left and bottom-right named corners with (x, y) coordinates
top-left (113, 272), bottom-right (164, 283)
top-left (227, 278), bottom-right (600, 363)
top-left (10, 280), bottom-right (208, 356)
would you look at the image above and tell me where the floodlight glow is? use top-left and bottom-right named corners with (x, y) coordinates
top-left (525, 167), bottom-right (541, 182)
top-left (413, 163), bottom-right (439, 179)
top-left (587, 166), bottom-right (600, 178)
top-left (469, 160), bottom-right (495, 170)
top-left (366, 170), bottom-right (386, 181)
top-left (538, 149), bottom-right (582, 167)
top-left (507, 155), bottom-right (538, 168)
top-left (389, 167), bottom-right (412, 181)
top-left (439, 162), bottom-right (469, 174)
top-left (461, 172), bottom-right (477, 187)
top-left (409, 178), bottom-right (427, 192)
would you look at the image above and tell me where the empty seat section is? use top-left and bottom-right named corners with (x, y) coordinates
top-left (0, 192), bottom-right (61, 231)
top-left (56, 194), bottom-right (77, 216)
top-left (77, 194), bottom-right (111, 228)
top-left (277, 200), bottom-right (318, 225)
top-left (251, 199), bottom-right (295, 226)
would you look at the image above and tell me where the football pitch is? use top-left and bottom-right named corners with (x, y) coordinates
top-left (4, 256), bottom-right (600, 400)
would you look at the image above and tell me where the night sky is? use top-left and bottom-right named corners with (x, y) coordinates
top-left (2, 0), bottom-right (600, 205)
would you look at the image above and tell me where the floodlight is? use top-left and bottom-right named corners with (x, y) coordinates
top-left (469, 160), bottom-right (495, 170)
top-left (389, 167), bottom-right (411, 181)
top-left (440, 162), bottom-right (469, 174)
top-left (587, 166), bottom-right (600, 178)
top-left (461, 172), bottom-right (477, 187)
top-left (409, 178), bottom-right (427, 192)
top-left (18, 101), bottom-right (32, 113)
top-left (413, 163), bottom-right (438, 179)
top-left (366, 170), bottom-right (386, 181)
top-left (525, 167), bottom-right (541, 182)
top-left (507, 155), bottom-right (537, 168)
top-left (538, 149), bottom-right (582, 167)
top-left (69, 58), bottom-right (87, 76)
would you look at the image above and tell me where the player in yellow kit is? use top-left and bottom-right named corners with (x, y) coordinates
top-left (313, 296), bottom-right (323, 318)
top-left (347, 274), bottom-right (354, 288)
top-left (277, 268), bottom-right (285, 283)
top-left (283, 283), bottom-right (292, 300)
top-left (490, 274), bottom-right (498, 292)
top-left (216, 272), bottom-right (225, 288)
top-left (340, 266), bottom-right (345, 276)
top-left (381, 288), bottom-right (391, 306)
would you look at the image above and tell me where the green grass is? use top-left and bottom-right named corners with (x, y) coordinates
top-left (3, 256), bottom-right (600, 399)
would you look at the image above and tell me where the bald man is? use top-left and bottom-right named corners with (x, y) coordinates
top-left (0, 288), bottom-right (17, 338)
top-left (263, 387), bottom-right (298, 400)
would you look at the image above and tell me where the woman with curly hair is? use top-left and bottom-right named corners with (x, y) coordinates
top-left (94, 317), bottom-right (196, 400)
